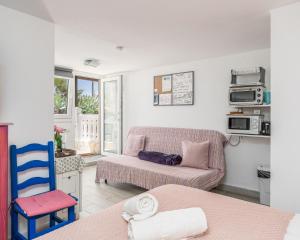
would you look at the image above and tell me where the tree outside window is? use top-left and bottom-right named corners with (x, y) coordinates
top-left (76, 77), bottom-right (99, 114)
top-left (54, 77), bottom-right (69, 114)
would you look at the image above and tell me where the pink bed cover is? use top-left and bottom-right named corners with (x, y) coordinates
top-left (37, 184), bottom-right (292, 240)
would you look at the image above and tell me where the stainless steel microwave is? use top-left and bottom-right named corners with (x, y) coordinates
top-left (227, 115), bottom-right (263, 135)
top-left (229, 86), bottom-right (264, 105)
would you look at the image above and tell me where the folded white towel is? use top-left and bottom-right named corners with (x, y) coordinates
top-left (122, 193), bottom-right (159, 222)
top-left (286, 214), bottom-right (300, 237)
top-left (128, 208), bottom-right (208, 240)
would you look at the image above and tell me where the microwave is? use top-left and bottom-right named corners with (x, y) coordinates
top-left (227, 115), bottom-right (263, 135)
top-left (229, 86), bottom-right (264, 105)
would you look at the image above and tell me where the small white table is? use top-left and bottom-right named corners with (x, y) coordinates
top-left (55, 155), bottom-right (85, 219)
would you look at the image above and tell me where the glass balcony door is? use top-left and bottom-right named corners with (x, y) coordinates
top-left (100, 76), bottom-right (122, 155)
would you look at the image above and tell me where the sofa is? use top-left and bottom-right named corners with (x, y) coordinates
top-left (95, 126), bottom-right (227, 190)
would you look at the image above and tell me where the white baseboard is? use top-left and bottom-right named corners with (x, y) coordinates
top-left (216, 184), bottom-right (259, 199)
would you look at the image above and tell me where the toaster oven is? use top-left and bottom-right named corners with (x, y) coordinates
top-left (229, 86), bottom-right (264, 105)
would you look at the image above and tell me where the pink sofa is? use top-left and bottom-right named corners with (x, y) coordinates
top-left (96, 127), bottom-right (227, 190)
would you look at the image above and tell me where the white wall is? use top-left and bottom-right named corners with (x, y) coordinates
top-left (0, 5), bottom-right (54, 145)
top-left (0, 5), bottom-right (54, 236)
top-left (123, 49), bottom-right (270, 191)
top-left (271, 2), bottom-right (300, 212)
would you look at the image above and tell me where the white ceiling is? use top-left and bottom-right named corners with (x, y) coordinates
top-left (38, 0), bottom-right (298, 74)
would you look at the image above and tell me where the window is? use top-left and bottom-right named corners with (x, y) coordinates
top-left (75, 76), bottom-right (99, 114)
top-left (54, 77), bottom-right (70, 115)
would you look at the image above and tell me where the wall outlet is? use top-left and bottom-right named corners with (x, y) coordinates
top-left (253, 109), bottom-right (261, 115)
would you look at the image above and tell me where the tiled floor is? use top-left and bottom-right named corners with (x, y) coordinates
top-left (80, 165), bottom-right (259, 217)
top-left (80, 165), bottom-right (144, 217)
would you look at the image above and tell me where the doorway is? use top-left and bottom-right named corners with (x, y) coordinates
top-left (101, 76), bottom-right (122, 155)
top-left (74, 75), bottom-right (123, 157)
top-left (75, 76), bottom-right (100, 155)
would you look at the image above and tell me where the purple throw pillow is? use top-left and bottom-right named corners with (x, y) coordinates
top-left (138, 151), bottom-right (182, 166)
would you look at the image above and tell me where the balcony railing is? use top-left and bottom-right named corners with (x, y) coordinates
top-left (75, 108), bottom-right (100, 154)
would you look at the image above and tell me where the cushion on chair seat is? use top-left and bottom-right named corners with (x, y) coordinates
top-left (15, 190), bottom-right (77, 217)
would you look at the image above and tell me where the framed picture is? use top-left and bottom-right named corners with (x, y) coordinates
top-left (153, 71), bottom-right (194, 106)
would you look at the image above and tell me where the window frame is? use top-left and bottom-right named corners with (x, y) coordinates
top-left (54, 75), bottom-right (72, 119)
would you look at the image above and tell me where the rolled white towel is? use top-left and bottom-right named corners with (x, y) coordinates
top-left (286, 214), bottom-right (300, 237)
top-left (122, 193), bottom-right (159, 222)
top-left (128, 208), bottom-right (208, 240)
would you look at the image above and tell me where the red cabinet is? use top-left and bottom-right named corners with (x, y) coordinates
top-left (0, 124), bottom-right (11, 240)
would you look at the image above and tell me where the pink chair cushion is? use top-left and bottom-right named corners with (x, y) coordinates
top-left (15, 190), bottom-right (77, 217)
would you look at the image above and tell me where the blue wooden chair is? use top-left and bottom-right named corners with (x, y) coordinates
top-left (10, 141), bottom-right (77, 240)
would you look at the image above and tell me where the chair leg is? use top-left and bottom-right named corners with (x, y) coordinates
top-left (28, 218), bottom-right (36, 240)
top-left (50, 213), bottom-right (56, 227)
top-left (11, 209), bottom-right (18, 240)
top-left (68, 206), bottom-right (75, 222)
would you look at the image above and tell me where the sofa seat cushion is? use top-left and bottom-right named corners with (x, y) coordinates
top-left (96, 155), bottom-right (222, 190)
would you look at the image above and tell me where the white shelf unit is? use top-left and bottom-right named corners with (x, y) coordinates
top-left (230, 104), bottom-right (271, 108)
top-left (227, 133), bottom-right (270, 138)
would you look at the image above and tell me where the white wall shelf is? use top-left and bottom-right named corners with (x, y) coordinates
top-left (230, 104), bottom-right (271, 108)
top-left (227, 133), bottom-right (270, 138)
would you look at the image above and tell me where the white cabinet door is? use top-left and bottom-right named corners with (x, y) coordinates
top-left (60, 172), bottom-right (78, 195)
top-left (56, 171), bottom-right (81, 219)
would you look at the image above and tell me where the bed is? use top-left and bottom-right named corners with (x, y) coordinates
top-left (37, 184), bottom-right (292, 240)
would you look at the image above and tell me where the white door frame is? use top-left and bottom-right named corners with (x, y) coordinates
top-left (100, 75), bottom-right (122, 155)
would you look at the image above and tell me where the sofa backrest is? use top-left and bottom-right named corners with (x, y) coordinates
top-left (127, 126), bottom-right (227, 172)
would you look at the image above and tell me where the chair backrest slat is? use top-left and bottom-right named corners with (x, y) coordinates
top-left (10, 141), bottom-right (55, 200)
top-left (17, 177), bottom-right (50, 191)
top-left (17, 160), bottom-right (49, 172)
top-left (15, 143), bottom-right (49, 155)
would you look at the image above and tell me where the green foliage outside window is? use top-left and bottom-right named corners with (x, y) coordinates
top-left (54, 77), bottom-right (69, 114)
top-left (54, 77), bottom-right (99, 115)
top-left (77, 89), bottom-right (99, 114)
